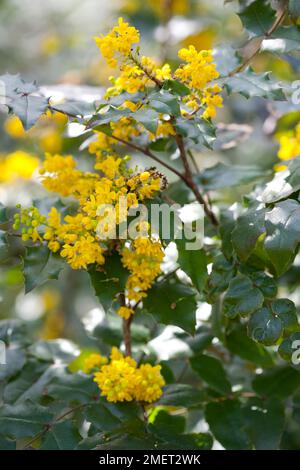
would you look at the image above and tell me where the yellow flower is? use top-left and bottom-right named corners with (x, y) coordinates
top-left (121, 237), bottom-right (164, 302)
top-left (117, 306), bottom-right (134, 319)
top-left (135, 364), bottom-right (165, 402)
top-left (0, 151), bottom-right (39, 182)
top-left (83, 353), bottom-right (108, 373)
top-left (93, 348), bottom-right (165, 403)
top-left (277, 124), bottom-right (300, 161)
top-left (94, 350), bottom-right (138, 402)
top-left (95, 17), bottom-right (140, 68)
top-left (4, 116), bottom-right (25, 139)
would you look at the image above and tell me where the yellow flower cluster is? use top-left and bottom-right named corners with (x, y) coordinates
top-left (16, 145), bottom-right (162, 279)
top-left (96, 19), bottom-right (222, 122)
top-left (95, 17), bottom-right (140, 68)
top-left (175, 47), bottom-right (223, 119)
top-left (93, 347), bottom-right (165, 403)
top-left (121, 237), bottom-right (164, 302)
top-left (277, 123), bottom-right (300, 161)
top-left (83, 353), bottom-right (108, 373)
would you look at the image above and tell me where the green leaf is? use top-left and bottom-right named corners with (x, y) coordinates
top-left (197, 162), bottom-right (266, 190)
top-left (289, 0), bottom-right (300, 19)
top-left (163, 79), bottom-right (190, 96)
top-left (157, 384), bottom-right (206, 407)
top-left (239, 0), bottom-right (276, 39)
top-left (89, 106), bottom-right (131, 128)
top-left (149, 90), bottom-right (181, 116)
top-left (278, 332), bottom-right (300, 362)
top-left (28, 339), bottom-right (79, 363)
top-left (271, 299), bottom-right (299, 335)
top-left (143, 279), bottom-right (197, 334)
top-left (252, 366), bottom-right (300, 399)
top-left (262, 26), bottom-right (300, 53)
top-left (41, 421), bottom-right (82, 450)
top-left (149, 409), bottom-right (185, 437)
top-left (88, 253), bottom-right (128, 310)
top-left (3, 360), bottom-right (63, 405)
top-left (231, 203), bottom-right (266, 261)
top-left (205, 400), bottom-right (250, 450)
top-left (176, 241), bottom-right (208, 292)
top-left (190, 354), bottom-right (232, 395)
top-left (9, 95), bottom-right (49, 130)
top-left (247, 270), bottom-right (277, 299)
top-left (223, 274), bottom-right (264, 319)
top-left (248, 307), bottom-right (283, 345)
top-left (47, 371), bottom-right (99, 404)
top-left (0, 230), bottom-right (9, 263)
top-left (22, 245), bottom-right (65, 293)
top-left (85, 399), bottom-right (141, 432)
top-left (0, 401), bottom-right (52, 439)
top-left (226, 325), bottom-right (274, 367)
top-left (206, 254), bottom-right (235, 303)
top-left (0, 348), bottom-right (26, 381)
top-left (264, 199), bottom-right (300, 276)
top-left (224, 69), bottom-right (286, 101)
top-left (243, 397), bottom-right (285, 450)
top-left (260, 157), bottom-right (300, 203)
top-left (160, 433), bottom-right (213, 450)
top-left (53, 100), bottom-right (96, 118)
top-left (0, 203), bottom-right (8, 224)
top-left (175, 117), bottom-right (216, 149)
top-left (134, 108), bottom-right (160, 133)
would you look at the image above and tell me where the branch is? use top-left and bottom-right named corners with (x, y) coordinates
top-left (109, 133), bottom-right (185, 181)
top-left (175, 134), bottom-right (219, 226)
top-left (229, 3), bottom-right (288, 76)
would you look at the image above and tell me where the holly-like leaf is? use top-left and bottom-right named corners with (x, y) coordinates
top-left (197, 162), bottom-right (266, 190)
top-left (190, 354), bottom-right (232, 395)
top-left (41, 421), bottom-right (82, 450)
top-left (157, 384), bottom-right (206, 407)
top-left (271, 299), bottom-right (299, 335)
top-left (46, 371), bottom-right (99, 404)
top-left (226, 325), bottom-right (274, 367)
top-left (260, 157), bottom-right (300, 203)
top-left (9, 95), bottom-right (49, 130)
top-left (176, 241), bottom-right (208, 292)
top-left (243, 397), bottom-right (285, 450)
top-left (231, 203), bottom-right (266, 261)
top-left (22, 245), bottom-right (65, 293)
top-left (143, 279), bottom-right (197, 334)
top-left (248, 307), bottom-right (283, 346)
top-left (264, 199), bottom-right (300, 276)
top-left (84, 399), bottom-right (141, 432)
top-left (253, 366), bottom-right (300, 399)
top-left (134, 108), bottom-right (160, 133)
top-left (239, 0), bottom-right (276, 39)
top-left (223, 274), bottom-right (264, 319)
top-left (225, 70), bottom-right (286, 101)
top-left (88, 253), bottom-right (128, 311)
top-left (0, 401), bottom-right (52, 439)
top-left (205, 400), bottom-right (250, 450)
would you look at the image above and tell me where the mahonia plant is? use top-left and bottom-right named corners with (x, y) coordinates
top-left (2, 0), bottom-right (300, 451)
